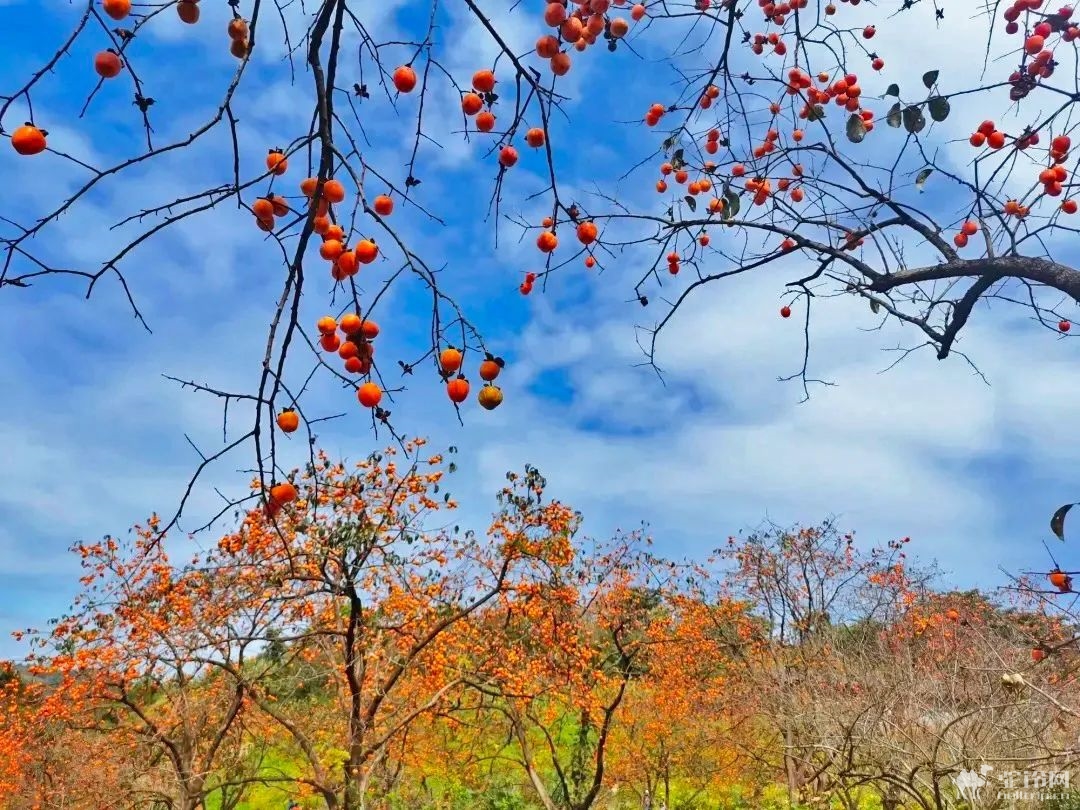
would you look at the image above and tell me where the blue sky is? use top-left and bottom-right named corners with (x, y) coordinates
top-left (0, 0), bottom-right (1077, 658)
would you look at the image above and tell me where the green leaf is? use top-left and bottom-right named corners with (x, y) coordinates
top-left (922, 69), bottom-right (939, 89)
top-left (684, 195), bottom-right (697, 212)
top-left (1051, 503), bottom-right (1076, 541)
top-left (927, 96), bottom-right (950, 122)
top-left (915, 167), bottom-right (933, 191)
top-left (886, 102), bottom-right (902, 128)
top-left (885, 83), bottom-right (900, 97)
top-left (846, 113), bottom-right (867, 143)
top-left (902, 105), bottom-right (926, 134)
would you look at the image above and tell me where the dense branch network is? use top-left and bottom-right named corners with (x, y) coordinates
top-left (2, 0), bottom-right (1079, 526)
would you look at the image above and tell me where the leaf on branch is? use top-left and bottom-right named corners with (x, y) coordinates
top-left (806, 104), bottom-right (826, 122)
top-left (922, 69), bottom-right (939, 89)
top-left (915, 167), bottom-right (933, 191)
top-left (684, 195), bottom-right (697, 212)
top-left (902, 105), bottom-right (926, 134)
top-left (886, 103), bottom-right (902, 128)
top-left (885, 83), bottom-right (900, 97)
top-left (672, 148), bottom-right (685, 169)
top-left (870, 299), bottom-right (881, 314)
top-left (1051, 503), bottom-right (1076, 541)
top-left (927, 96), bottom-right (950, 122)
top-left (662, 136), bottom-right (676, 151)
top-left (846, 113), bottom-right (867, 143)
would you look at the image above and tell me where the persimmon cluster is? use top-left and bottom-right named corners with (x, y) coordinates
top-left (315, 313), bottom-right (382, 406)
top-left (437, 346), bottom-right (505, 410)
top-left (523, 216), bottom-right (601, 286)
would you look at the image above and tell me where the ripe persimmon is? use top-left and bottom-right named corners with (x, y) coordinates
top-left (550, 52), bottom-right (571, 76)
top-left (472, 69), bottom-right (496, 93)
top-left (300, 177), bottom-right (318, 197)
top-left (10, 124), bottom-right (47, 156)
top-left (252, 198), bottom-right (274, 221)
top-left (312, 215), bottom-right (331, 235)
top-left (317, 316), bottom-right (338, 335)
top-left (103, 0), bottom-right (131, 20)
top-left (339, 313), bottom-right (362, 334)
top-left (447, 377), bottom-right (470, 403)
top-left (323, 224), bottom-right (345, 241)
top-left (320, 333), bottom-right (341, 352)
top-left (320, 239), bottom-right (344, 261)
top-left (269, 194), bottom-right (290, 217)
top-left (355, 239), bottom-right (378, 264)
top-left (526, 127), bottom-right (546, 148)
top-left (373, 194), bottom-right (393, 216)
top-left (392, 65), bottom-right (417, 93)
top-left (227, 17), bottom-right (249, 41)
top-left (536, 231), bottom-right (558, 252)
top-left (177, 1), bottom-right (200, 24)
top-left (461, 92), bottom-right (483, 115)
top-left (439, 347), bottom-right (463, 374)
top-left (322, 179), bottom-right (346, 203)
top-left (536, 35), bottom-right (560, 58)
top-left (479, 357), bottom-right (503, 381)
top-left (476, 111), bottom-right (496, 132)
top-left (335, 250), bottom-right (357, 276)
top-left (266, 149), bottom-right (287, 175)
top-left (478, 384), bottom-right (503, 410)
top-left (610, 17), bottom-right (629, 37)
top-left (357, 382), bottom-right (382, 408)
top-left (576, 221), bottom-right (598, 244)
top-left (276, 409), bottom-right (299, 433)
top-left (630, 3), bottom-right (645, 19)
top-left (269, 481), bottom-right (298, 505)
top-left (360, 320), bottom-right (379, 340)
top-left (230, 38), bottom-right (250, 58)
top-left (499, 146), bottom-right (518, 167)
top-left (94, 50), bottom-right (123, 79)
top-left (1049, 570), bottom-right (1071, 591)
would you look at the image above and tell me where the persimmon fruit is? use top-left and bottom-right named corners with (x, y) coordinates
top-left (10, 124), bottom-right (47, 156)
top-left (439, 347), bottom-right (463, 374)
top-left (357, 382), bottom-right (382, 408)
top-left (393, 65), bottom-right (417, 93)
top-left (276, 410), bottom-right (299, 433)
top-left (478, 384), bottom-right (504, 410)
top-left (447, 377), bottom-right (470, 403)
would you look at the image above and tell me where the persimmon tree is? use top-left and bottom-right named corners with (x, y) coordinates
top-left (18, 516), bottom-right (281, 810)
top-left (203, 442), bottom-right (585, 809)
top-left (453, 528), bottom-right (688, 810)
top-left (6, 0), bottom-right (1079, 526)
top-left (603, 592), bottom-right (757, 809)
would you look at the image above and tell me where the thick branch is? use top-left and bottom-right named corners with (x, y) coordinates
top-left (869, 256), bottom-right (1080, 302)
